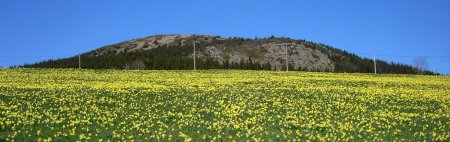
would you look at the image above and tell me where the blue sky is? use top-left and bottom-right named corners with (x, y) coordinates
top-left (1, 0), bottom-right (449, 74)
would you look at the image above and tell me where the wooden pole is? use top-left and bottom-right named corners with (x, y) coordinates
top-left (193, 42), bottom-right (196, 70)
top-left (78, 54), bottom-right (81, 69)
top-left (373, 53), bottom-right (377, 74)
top-left (286, 44), bottom-right (288, 72)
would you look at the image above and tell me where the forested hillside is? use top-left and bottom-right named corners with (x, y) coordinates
top-left (23, 34), bottom-right (436, 75)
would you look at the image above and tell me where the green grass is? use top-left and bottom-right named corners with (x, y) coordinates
top-left (0, 68), bottom-right (449, 141)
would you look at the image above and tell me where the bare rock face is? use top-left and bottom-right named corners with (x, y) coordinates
top-left (90, 34), bottom-right (335, 71)
top-left (198, 43), bottom-right (335, 71)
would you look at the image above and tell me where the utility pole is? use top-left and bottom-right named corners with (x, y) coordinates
top-left (373, 52), bottom-right (377, 74)
top-left (78, 54), bottom-right (81, 69)
top-left (273, 43), bottom-right (292, 71)
top-left (285, 44), bottom-right (288, 72)
top-left (193, 41), bottom-right (196, 70)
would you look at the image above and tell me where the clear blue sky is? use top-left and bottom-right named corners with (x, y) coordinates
top-left (1, 0), bottom-right (449, 74)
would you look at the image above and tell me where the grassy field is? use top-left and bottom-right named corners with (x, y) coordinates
top-left (0, 68), bottom-right (449, 141)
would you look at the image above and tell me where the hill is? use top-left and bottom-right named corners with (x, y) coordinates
top-left (23, 34), bottom-right (435, 74)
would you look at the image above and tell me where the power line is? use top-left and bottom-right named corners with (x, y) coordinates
top-left (352, 52), bottom-right (450, 58)
top-left (1, 52), bottom-right (449, 59)
top-left (376, 54), bottom-right (450, 58)
top-left (0, 55), bottom-right (75, 58)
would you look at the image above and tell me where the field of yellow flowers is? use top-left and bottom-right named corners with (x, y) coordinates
top-left (0, 68), bottom-right (449, 141)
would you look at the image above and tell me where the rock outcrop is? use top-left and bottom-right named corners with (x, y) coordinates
top-left (89, 34), bottom-right (335, 71)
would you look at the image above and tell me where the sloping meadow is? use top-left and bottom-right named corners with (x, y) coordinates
top-left (0, 68), bottom-right (449, 141)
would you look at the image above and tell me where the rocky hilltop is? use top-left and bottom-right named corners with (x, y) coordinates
top-left (89, 34), bottom-right (334, 71)
top-left (25, 34), bottom-right (425, 74)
